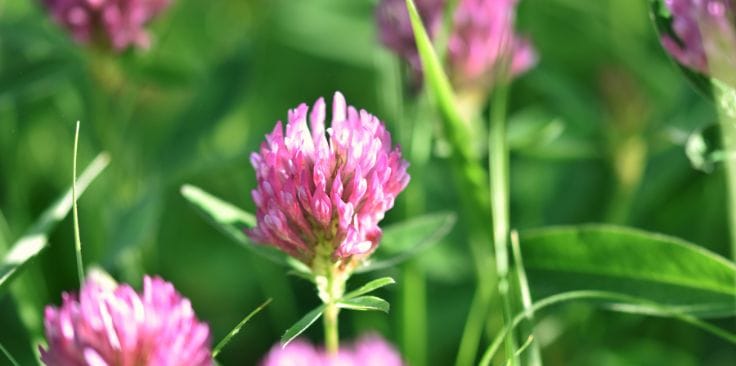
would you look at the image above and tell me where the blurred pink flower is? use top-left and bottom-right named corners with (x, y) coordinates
top-left (448, 0), bottom-right (537, 88)
top-left (376, 0), bottom-right (446, 76)
top-left (247, 92), bottom-right (410, 268)
top-left (260, 335), bottom-right (403, 366)
top-left (40, 275), bottom-right (212, 366)
top-left (43, 0), bottom-right (171, 51)
top-left (375, 0), bottom-right (536, 90)
top-left (660, 0), bottom-right (736, 76)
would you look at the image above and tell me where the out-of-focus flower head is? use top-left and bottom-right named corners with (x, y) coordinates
top-left (43, 0), bottom-right (171, 51)
top-left (260, 334), bottom-right (404, 366)
top-left (660, 0), bottom-right (736, 77)
top-left (376, 0), bottom-right (536, 91)
top-left (40, 275), bottom-right (212, 366)
top-left (376, 0), bottom-right (446, 77)
top-left (247, 92), bottom-right (410, 271)
top-left (447, 0), bottom-right (537, 89)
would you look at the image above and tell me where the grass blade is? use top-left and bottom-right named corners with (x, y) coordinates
top-left (479, 290), bottom-right (736, 366)
top-left (72, 121), bottom-right (84, 286)
top-left (0, 341), bottom-right (20, 366)
top-left (213, 298), bottom-right (272, 358)
top-left (0, 152), bottom-right (110, 294)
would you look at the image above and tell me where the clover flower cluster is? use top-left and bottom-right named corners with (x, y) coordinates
top-left (260, 335), bottom-right (404, 366)
top-left (247, 92), bottom-right (410, 267)
top-left (43, 0), bottom-right (171, 51)
top-left (40, 275), bottom-right (212, 366)
top-left (376, 0), bottom-right (536, 90)
top-left (661, 0), bottom-right (736, 75)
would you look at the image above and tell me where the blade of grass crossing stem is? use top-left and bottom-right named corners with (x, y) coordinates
top-left (0, 152), bottom-right (109, 293)
top-left (0, 341), bottom-right (20, 366)
top-left (478, 290), bottom-right (736, 366)
top-left (406, 2), bottom-right (497, 364)
top-left (72, 121), bottom-right (85, 286)
top-left (213, 298), bottom-right (272, 359)
top-left (511, 231), bottom-right (542, 365)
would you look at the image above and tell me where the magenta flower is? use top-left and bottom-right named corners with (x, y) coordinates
top-left (247, 92), bottom-right (410, 268)
top-left (260, 335), bottom-right (404, 366)
top-left (42, 0), bottom-right (171, 51)
top-left (376, 0), bottom-right (446, 76)
top-left (376, 0), bottom-right (536, 91)
top-left (447, 0), bottom-right (537, 89)
top-left (660, 0), bottom-right (736, 76)
top-left (40, 275), bottom-right (212, 366)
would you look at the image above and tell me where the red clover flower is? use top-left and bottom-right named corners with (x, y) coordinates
top-left (40, 275), bottom-right (212, 366)
top-left (660, 0), bottom-right (736, 75)
top-left (43, 0), bottom-right (171, 51)
top-left (260, 335), bottom-right (404, 366)
top-left (247, 92), bottom-right (410, 272)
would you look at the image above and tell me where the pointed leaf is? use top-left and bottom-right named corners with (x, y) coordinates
top-left (343, 277), bottom-right (395, 299)
top-left (0, 153), bottom-right (110, 295)
top-left (519, 225), bottom-right (736, 317)
top-left (337, 295), bottom-right (390, 313)
top-left (180, 185), bottom-right (288, 265)
top-left (280, 305), bottom-right (325, 347)
top-left (213, 298), bottom-right (272, 358)
top-left (357, 212), bottom-right (456, 273)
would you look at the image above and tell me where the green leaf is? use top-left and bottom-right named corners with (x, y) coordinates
top-left (479, 290), bottom-right (736, 366)
top-left (0, 153), bottom-right (110, 295)
top-left (518, 225), bottom-right (736, 317)
top-left (280, 305), bottom-right (325, 347)
top-left (343, 277), bottom-right (395, 299)
top-left (337, 295), bottom-right (390, 313)
top-left (213, 298), bottom-right (272, 358)
top-left (357, 212), bottom-right (456, 273)
top-left (180, 185), bottom-right (288, 265)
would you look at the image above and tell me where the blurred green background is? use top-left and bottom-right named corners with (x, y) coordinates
top-left (0, 0), bottom-right (734, 365)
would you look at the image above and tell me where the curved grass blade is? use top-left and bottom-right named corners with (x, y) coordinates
top-left (180, 184), bottom-right (288, 265)
top-left (343, 277), bottom-right (395, 300)
top-left (479, 290), bottom-right (736, 366)
top-left (357, 212), bottom-right (456, 273)
top-left (0, 341), bottom-right (20, 366)
top-left (213, 298), bottom-right (272, 358)
top-left (519, 225), bottom-right (736, 318)
top-left (337, 295), bottom-right (390, 313)
top-left (280, 305), bottom-right (325, 347)
top-left (0, 152), bottom-right (110, 295)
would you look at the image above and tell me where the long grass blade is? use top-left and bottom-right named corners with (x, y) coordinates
top-left (213, 298), bottom-right (272, 358)
top-left (0, 341), bottom-right (20, 366)
top-left (72, 121), bottom-right (84, 286)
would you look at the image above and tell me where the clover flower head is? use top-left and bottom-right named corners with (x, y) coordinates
top-left (447, 0), bottom-right (537, 89)
top-left (43, 0), bottom-right (171, 51)
top-left (260, 335), bottom-right (404, 366)
top-left (248, 92), bottom-right (410, 268)
top-left (660, 0), bottom-right (736, 76)
top-left (40, 275), bottom-right (212, 366)
top-left (376, 0), bottom-right (447, 76)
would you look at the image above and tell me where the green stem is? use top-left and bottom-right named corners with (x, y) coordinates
top-left (72, 121), bottom-right (85, 287)
top-left (489, 65), bottom-right (518, 365)
top-left (719, 109), bottom-right (736, 260)
top-left (316, 261), bottom-right (344, 355)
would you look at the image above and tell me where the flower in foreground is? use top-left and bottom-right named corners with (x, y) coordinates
top-left (247, 92), bottom-right (410, 271)
top-left (42, 0), bottom-right (172, 51)
top-left (260, 335), bottom-right (404, 366)
top-left (40, 275), bottom-right (212, 366)
top-left (660, 0), bottom-right (736, 78)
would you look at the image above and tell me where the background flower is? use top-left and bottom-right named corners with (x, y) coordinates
top-left (42, 0), bottom-right (171, 51)
top-left (40, 275), bottom-right (212, 366)
top-left (260, 335), bottom-right (403, 366)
